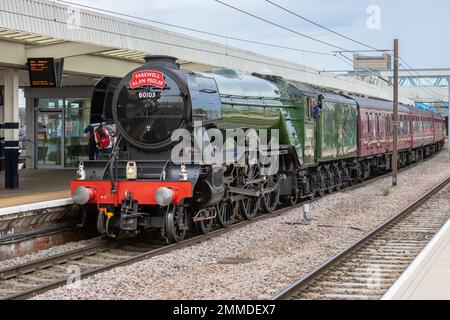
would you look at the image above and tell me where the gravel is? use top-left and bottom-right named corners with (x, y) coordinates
top-left (33, 152), bottom-right (450, 300)
top-left (0, 237), bottom-right (102, 269)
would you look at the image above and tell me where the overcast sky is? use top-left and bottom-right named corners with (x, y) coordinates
top-left (68, 0), bottom-right (450, 71)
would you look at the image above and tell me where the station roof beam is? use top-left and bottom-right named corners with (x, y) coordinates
top-left (26, 42), bottom-right (111, 60)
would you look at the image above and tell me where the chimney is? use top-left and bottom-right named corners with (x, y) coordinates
top-left (144, 55), bottom-right (178, 69)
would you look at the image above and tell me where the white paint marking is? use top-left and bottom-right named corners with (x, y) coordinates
top-left (0, 198), bottom-right (74, 216)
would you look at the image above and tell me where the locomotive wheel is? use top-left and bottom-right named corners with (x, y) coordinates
top-left (288, 178), bottom-right (300, 205)
top-left (355, 162), bottom-right (363, 183)
top-left (312, 171), bottom-right (325, 197)
top-left (282, 192), bottom-right (298, 206)
top-left (237, 164), bottom-right (261, 220)
top-left (164, 205), bottom-right (187, 243)
top-left (216, 200), bottom-right (236, 228)
top-left (261, 177), bottom-right (280, 214)
top-left (289, 193), bottom-right (299, 205)
top-left (335, 167), bottom-right (343, 191)
top-left (349, 163), bottom-right (360, 185)
top-left (306, 176), bottom-right (315, 200)
top-left (239, 196), bottom-right (261, 220)
top-left (194, 208), bottom-right (214, 234)
top-left (326, 170), bottom-right (334, 194)
top-left (195, 219), bottom-right (214, 234)
top-left (341, 167), bottom-right (350, 188)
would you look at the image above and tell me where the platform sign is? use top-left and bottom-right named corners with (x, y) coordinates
top-left (27, 58), bottom-right (63, 88)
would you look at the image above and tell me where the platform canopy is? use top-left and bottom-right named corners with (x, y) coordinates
top-left (0, 0), bottom-right (413, 104)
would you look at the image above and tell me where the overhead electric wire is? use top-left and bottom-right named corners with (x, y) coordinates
top-left (54, 0), bottom-right (332, 56)
top-left (399, 56), bottom-right (444, 99)
top-left (395, 64), bottom-right (441, 102)
top-left (398, 68), bottom-right (442, 102)
top-left (399, 59), bottom-right (442, 100)
top-left (214, 0), bottom-right (351, 52)
top-left (264, 0), bottom-right (383, 52)
top-left (1, 8), bottom-right (386, 91)
top-left (213, 0), bottom-right (407, 93)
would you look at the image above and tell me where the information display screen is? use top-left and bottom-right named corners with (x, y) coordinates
top-left (27, 58), bottom-right (57, 88)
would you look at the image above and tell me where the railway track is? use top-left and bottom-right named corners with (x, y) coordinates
top-left (273, 175), bottom-right (450, 300)
top-left (0, 200), bottom-right (307, 300)
top-left (0, 153), bottom-right (441, 300)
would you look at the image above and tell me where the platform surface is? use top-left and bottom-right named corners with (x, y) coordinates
top-left (383, 217), bottom-right (450, 300)
top-left (0, 169), bottom-right (75, 208)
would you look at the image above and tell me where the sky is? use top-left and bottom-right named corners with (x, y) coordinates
top-left (63, 0), bottom-right (450, 71)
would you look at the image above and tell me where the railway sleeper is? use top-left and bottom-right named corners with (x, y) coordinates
top-left (296, 286), bottom-right (387, 296)
top-left (18, 274), bottom-right (53, 284)
top-left (357, 247), bottom-right (422, 254)
top-left (347, 254), bottom-right (419, 261)
top-left (321, 271), bottom-right (403, 280)
top-left (294, 293), bottom-right (380, 300)
top-left (316, 275), bottom-right (397, 285)
top-left (311, 283), bottom-right (394, 291)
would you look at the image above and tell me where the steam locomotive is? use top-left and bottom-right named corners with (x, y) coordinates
top-left (71, 55), bottom-right (446, 243)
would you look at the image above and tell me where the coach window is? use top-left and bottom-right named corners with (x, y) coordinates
top-left (406, 116), bottom-right (410, 135)
top-left (405, 116), bottom-right (411, 134)
top-left (374, 114), bottom-right (378, 135)
top-left (410, 116), bottom-right (413, 132)
top-left (399, 116), bottom-right (403, 135)
top-left (403, 116), bottom-right (407, 135)
top-left (406, 116), bottom-right (409, 134)
top-left (386, 115), bottom-right (390, 136)
top-left (366, 113), bottom-right (369, 135)
top-left (375, 114), bottom-right (380, 136)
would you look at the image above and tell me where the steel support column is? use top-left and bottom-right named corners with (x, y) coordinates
top-left (3, 69), bottom-right (20, 189)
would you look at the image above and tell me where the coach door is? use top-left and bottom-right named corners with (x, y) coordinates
top-left (304, 96), bottom-right (317, 165)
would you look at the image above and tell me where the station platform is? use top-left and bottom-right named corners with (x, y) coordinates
top-left (383, 217), bottom-right (450, 300)
top-left (0, 169), bottom-right (91, 259)
top-left (0, 169), bottom-right (75, 211)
